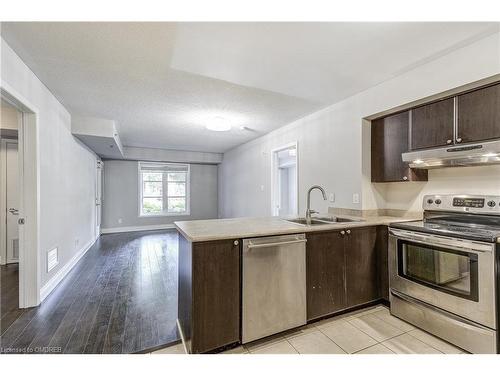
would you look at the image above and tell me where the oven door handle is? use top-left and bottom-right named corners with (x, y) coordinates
top-left (389, 228), bottom-right (494, 254)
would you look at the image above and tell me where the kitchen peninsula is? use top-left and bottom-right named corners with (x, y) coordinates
top-left (175, 214), bottom-right (418, 353)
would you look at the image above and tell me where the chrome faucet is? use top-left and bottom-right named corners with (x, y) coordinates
top-left (306, 185), bottom-right (327, 224)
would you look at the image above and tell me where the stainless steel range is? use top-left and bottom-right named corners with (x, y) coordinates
top-left (389, 194), bottom-right (500, 354)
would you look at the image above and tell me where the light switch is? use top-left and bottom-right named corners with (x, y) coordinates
top-left (352, 193), bottom-right (360, 204)
top-left (260, 185), bottom-right (265, 192)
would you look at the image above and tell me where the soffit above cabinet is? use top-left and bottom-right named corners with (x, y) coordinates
top-left (72, 116), bottom-right (124, 158)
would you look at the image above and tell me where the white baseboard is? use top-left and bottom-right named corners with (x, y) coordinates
top-left (40, 236), bottom-right (97, 302)
top-left (100, 224), bottom-right (176, 234)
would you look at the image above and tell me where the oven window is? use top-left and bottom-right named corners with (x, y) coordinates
top-left (397, 240), bottom-right (478, 301)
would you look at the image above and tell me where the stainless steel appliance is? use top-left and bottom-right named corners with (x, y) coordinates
top-left (242, 234), bottom-right (307, 343)
top-left (389, 195), bottom-right (500, 353)
top-left (402, 139), bottom-right (500, 169)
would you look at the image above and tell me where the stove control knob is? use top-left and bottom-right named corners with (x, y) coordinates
top-left (427, 199), bottom-right (434, 204)
top-left (435, 199), bottom-right (442, 205)
top-left (487, 200), bottom-right (496, 207)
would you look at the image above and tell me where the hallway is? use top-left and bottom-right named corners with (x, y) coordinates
top-left (0, 230), bottom-right (179, 354)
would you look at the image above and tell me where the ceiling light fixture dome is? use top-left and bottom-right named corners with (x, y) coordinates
top-left (206, 116), bottom-right (231, 132)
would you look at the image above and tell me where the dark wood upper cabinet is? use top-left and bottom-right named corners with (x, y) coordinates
top-left (345, 227), bottom-right (379, 308)
top-left (371, 81), bottom-right (500, 181)
top-left (306, 230), bottom-right (346, 320)
top-left (410, 98), bottom-right (454, 150)
top-left (371, 111), bottom-right (428, 183)
top-left (457, 83), bottom-right (500, 144)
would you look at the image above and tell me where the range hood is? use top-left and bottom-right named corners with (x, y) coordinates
top-left (402, 139), bottom-right (500, 169)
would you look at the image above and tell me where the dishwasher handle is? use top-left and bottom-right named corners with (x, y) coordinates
top-left (247, 238), bottom-right (307, 249)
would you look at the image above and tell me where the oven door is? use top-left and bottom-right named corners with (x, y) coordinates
top-left (389, 228), bottom-right (496, 329)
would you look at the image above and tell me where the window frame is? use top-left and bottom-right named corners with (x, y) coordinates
top-left (138, 162), bottom-right (191, 217)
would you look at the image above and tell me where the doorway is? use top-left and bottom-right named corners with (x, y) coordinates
top-left (1, 86), bottom-right (40, 309)
top-left (271, 142), bottom-right (298, 217)
top-left (1, 100), bottom-right (21, 318)
top-left (1, 138), bottom-right (20, 264)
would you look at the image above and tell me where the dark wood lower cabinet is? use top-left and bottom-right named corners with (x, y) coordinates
top-left (306, 230), bottom-right (346, 320)
top-left (306, 226), bottom-right (389, 321)
top-left (345, 226), bottom-right (379, 307)
top-left (179, 225), bottom-right (390, 352)
top-left (376, 226), bottom-right (389, 301)
top-left (178, 235), bottom-right (240, 353)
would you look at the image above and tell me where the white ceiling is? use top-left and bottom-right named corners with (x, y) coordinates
top-left (1, 22), bottom-right (498, 153)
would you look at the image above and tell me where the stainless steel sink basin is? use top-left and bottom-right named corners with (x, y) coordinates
top-left (285, 216), bottom-right (363, 226)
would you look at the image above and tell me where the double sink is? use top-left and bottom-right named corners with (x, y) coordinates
top-left (284, 216), bottom-right (363, 226)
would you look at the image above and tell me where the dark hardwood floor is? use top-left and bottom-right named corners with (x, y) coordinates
top-left (1, 263), bottom-right (24, 338)
top-left (0, 230), bottom-right (179, 354)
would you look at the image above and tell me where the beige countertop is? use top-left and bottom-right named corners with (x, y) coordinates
top-left (174, 214), bottom-right (421, 242)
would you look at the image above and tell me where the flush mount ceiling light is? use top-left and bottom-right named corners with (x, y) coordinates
top-left (206, 116), bottom-right (232, 132)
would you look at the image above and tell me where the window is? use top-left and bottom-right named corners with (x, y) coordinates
top-left (139, 162), bottom-right (190, 216)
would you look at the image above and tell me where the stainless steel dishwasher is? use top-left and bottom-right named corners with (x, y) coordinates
top-left (242, 233), bottom-right (307, 343)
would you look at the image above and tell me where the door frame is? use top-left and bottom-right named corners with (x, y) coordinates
top-left (95, 159), bottom-right (103, 238)
top-left (1, 84), bottom-right (41, 308)
top-left (270, 141), bottom-right (299, 217)
top-left (0, 138), bottom-right (19, 264)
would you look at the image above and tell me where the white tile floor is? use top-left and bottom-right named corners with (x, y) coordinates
top-left (151, 304), bottom-right (467, 354)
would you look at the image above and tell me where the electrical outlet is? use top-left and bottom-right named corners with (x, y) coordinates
top-left (329, 193), bottom-right (335, 202)
top-left (352, 193), bottom-right (360, 204)
top-left (118, 218), bottom-right (123, 224)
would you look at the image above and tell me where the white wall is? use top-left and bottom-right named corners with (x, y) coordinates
top-left (1, 38), bottom-right (99, 287)
top-left (378, 165), bottom-right (500, 212)
top-left (219, 30), bottom-right (500, 218)
top-left (101, 160), bottom-right (218, 230)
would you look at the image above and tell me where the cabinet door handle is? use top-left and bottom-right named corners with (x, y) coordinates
top-left (402, 176), bottom-right (408, 181)
top-left (233, 240), bottom-right (239, 246)
top-left (340, 230), bottom-right (345, 236)
top-left (446, 139), bottom-right (452, 144)
top-left (346, 230), bottom-right (351, 235)
top-left (456, 137), bottom-right (462, 143)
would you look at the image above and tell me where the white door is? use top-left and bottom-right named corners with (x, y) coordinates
top-left (6, 140), bottom-right (19, 263)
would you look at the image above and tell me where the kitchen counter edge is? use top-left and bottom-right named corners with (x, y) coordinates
top-left (174, 215), bottom-right (421, 243)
